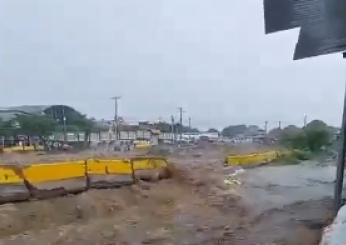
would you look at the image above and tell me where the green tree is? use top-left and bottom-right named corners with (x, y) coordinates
top-left (14, 114), bottom-right (57, 136)
top-left (305, 127), bottom-right (331, 151)
top-left (221, 124), bottom-right (247, 137)
top-left (68, 114), bottom-right (96, 145)
top-left (14, 114), bottom-right (58, 150)
top-left (0, 118), bottom-right (14, 137)
top-left (280, 120), bottom-right (331, 152)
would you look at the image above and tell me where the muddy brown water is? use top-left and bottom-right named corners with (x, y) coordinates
top-left (0, 148), bottom-right (336, 244)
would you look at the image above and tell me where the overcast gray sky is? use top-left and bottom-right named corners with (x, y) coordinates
top-left (1, 0), bottom-right (345, 130)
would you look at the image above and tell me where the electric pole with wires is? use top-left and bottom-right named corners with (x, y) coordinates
top-left (178, 107), bottom-right (184, 141)
top-left (111, 96), bottom-right (121, 140)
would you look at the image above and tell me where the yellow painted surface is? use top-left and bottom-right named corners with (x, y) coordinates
top-left (87, 159), bottom-right (133, 175)
top-left (132, 159), bottom-right (155, 170)
top-left (86, 159), bottom-right (107, 175)
top-left (264, 151), bottom-right (278, 161)
top-left (0, 166), bottom-right (24, 184)
top-left (135, 144), bottom-right (151, 149)
top-left (106, 159), bottom-right (133, 175)
top-left (239, 155), bottom-right (262, 165)
top-left (226, 151), bottom-right (283, 166)
top-left (23, 161), bottom-right (86, 183)
top-left (132, 157), bottom-right (168, 170)
top-left (151, 158), bottom-right (168, 168)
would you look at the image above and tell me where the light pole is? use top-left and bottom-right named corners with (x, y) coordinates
top-left (62, 106), bottom-right (67, 142)
top-left (111, 96), bottom-right (121, 140)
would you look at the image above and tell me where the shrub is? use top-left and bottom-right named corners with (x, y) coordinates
top-left (280, 127), bottom-right (331, 153)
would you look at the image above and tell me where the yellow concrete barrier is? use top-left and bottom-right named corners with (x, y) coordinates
top-left (131, 156), bottom-right (169, 181)
top-left (86, 159), bottom-right (134, 188)
top-left (0, 155), bottom-right (169, 204)
top-left (225, 151), bottom-right (284, 166)
top-left (0, 165), bottom-right (30, 203)
top-left (23, 161), bottom-right (87, 199)
top-left (264, 151), bottom-right (277, 162)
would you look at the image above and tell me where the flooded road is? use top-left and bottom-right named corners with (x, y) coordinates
top-left (238, 162), bottom-right (336, 215)
top-left (232, 161), bottom-right (336, 244)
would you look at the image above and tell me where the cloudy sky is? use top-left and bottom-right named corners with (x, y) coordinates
top-left (1, 0), bottom-right (345, 130)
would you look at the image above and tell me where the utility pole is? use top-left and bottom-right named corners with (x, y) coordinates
top-left (303, 114), bottom-right (308, 127)
top-left (264, 120), bottom-right (268, 133)
top-left (111, 96), bottom-right (121, 140)
top-left (62, 106), bottom-right (67, 142)
top-left (171, 115), bottom-right (175, 143)
top-left (178, 107), bottom-right (184, 141)
top-left (188, 117), bottom-right (191, 141)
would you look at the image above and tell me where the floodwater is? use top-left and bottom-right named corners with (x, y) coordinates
top-left (232, 161), bottom-right (336, 244)
top-left (0, 146), bottom-right (338, 244)
top-left (238, 162), bottom-right (336, 215)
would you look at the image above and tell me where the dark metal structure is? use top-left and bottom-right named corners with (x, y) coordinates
top-left (263, 0), bottom-right (346, 214)
top-left (264, 0), bottom-right (346, 60)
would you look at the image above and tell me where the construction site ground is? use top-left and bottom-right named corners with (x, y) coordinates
top-left (0, 144), bottom-right (335, 245)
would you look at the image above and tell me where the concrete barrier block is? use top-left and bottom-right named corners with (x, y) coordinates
top-left (134, 169), bottom-right (160, 182)
top-left (131, 157), bottom-right (169, 181)
top-left (134, 168), bottom-right (170, 181)
top-left (131, 158), bottom-right (154, 171)
top-left (86, 159), bottom-right (134, 188)
top-left (88, 174), bottom-right (134, 189)
top-left (131, 156), bottom-right (167, 170)
top-left (27, 178), bottom-right (87, 199)
top-left (0, 165), bottom-right (30, 203)
top-left (225, 151), bottom-right (281, 166)
top-left (0, 184), bottom-right (30, 203)
top-left (23, 161), bottom-right (87, 199)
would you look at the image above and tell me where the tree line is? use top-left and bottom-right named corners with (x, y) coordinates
top-left (0, 113), bottom-right (95, 147)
